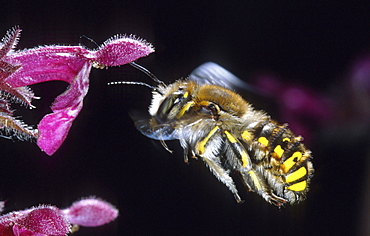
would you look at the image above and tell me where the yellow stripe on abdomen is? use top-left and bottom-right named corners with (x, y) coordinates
top-left (282, 151), bottom-right (302, 173)
top-left (286, 180), bottom-right (307, 191)
top-left (274, 145), bottom-right (284, 158)
top-left (286, 167), bottom-right (307, 183)
top-left (258, 137), bottom-right (268, 146)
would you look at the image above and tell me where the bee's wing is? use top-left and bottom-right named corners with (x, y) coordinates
top-left (189, 62), bottom-right (255, 91)
top-left (190, 62), bottom-right (276, 113)
top-left (134, 119), bottom-right (179, 141)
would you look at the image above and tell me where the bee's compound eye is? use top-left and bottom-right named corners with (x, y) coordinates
top-left (156, 92), bottom-right (188, 122)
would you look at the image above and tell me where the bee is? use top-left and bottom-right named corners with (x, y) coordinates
top-left (110, 62), bottom-right (314, 207)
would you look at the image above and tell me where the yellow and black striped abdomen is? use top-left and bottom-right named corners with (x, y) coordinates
top-left (245, 120), bottom-right (314, 204)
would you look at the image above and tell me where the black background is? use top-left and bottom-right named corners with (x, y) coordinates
top-left (1, 1), bottom-right (370, 235)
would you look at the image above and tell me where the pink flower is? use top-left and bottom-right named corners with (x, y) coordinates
top-left (0, 27), bottom-right (38, 141)
top-left (0, 27), bottom-right (154, 155)
top-left (0, 197), bottom-right (118, 236)
top-left (62, 198), bottom-right (119, 227)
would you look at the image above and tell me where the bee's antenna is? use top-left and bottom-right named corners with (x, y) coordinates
top-left (107, 81), bottom-right (164, 95)
top-left (107, 81), bottom-right (155, 90)
top-left (79, 35), bottom-right (99, 47)
top-left (108, 62), bottom-right (165, 95)
top-left (129, 62), bottom-right (166, 85)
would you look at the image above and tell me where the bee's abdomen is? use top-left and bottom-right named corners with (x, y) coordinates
top-left (247, 120), bottom-right (314, 203)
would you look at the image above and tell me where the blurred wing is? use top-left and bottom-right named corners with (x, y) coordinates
top-left (190, 62), bottom-right (276, 112)
top-left (134, 119), bottom-right (179, 141)
top-left (189, 62), bottom-right (254, 91)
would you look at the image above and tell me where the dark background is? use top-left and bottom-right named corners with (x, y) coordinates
top-left (1, 1), bottom-right (370, 235)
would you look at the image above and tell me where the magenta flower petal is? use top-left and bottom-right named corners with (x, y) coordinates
top-left (0, 198), bottom-right (118, 235)
top-left (37, 62), bottom-right (91, 155)
top-left (1, 27), bottom-right (154, 155)
top-left (5, 46), bottom-right (89, 87)
top-left (0, 212), bottom-right (17, 235)
top-left (12, 225), bottom-right (48, 236)
top-left (0, 206), bottom-right (70, 236)
top-left (0, 27), bottom-right (36, 107)
top-left (62, 198), bottom-right (118, 227)
top-left (16, 207), bottom-right (70, 235)
top-left (92, 36), bottom-right (154, 67)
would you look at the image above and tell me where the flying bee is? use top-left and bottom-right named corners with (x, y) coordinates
top-left (109, 62), bottom-right (314, 207)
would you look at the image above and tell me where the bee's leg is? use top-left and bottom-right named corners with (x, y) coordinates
top-left (240, 169), bottom-right (287, 207)
top-left (180, 139), bottom-right (192, 164)
top-left (223, 130), bottom-right (287, 206)
top-left (183, 147), bottom-right (189, 164)
top-left (194, 126), bottom-right (243, 202)
top-left (160, 139), bottom-right (173, 153)
top-left (202, 156), bottom-right (243, 203)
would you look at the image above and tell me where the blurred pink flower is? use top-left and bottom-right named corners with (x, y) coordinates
top-left (254, 74), bottom-right (332, 144)
top-left (0, 27), bottom-right (154, 155)
top-left (348, 56), bottom-right (370, 122)
top-left (0, 197), bottom-right (118, 236)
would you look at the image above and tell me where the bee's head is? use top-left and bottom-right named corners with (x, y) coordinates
top-left (108, 62), bottom-right (195, 121)
top-left (149, 81), bottom-right (195, 122)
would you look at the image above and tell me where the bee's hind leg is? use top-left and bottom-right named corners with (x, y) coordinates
top-left (240, 169), bottom-right (287, 207)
